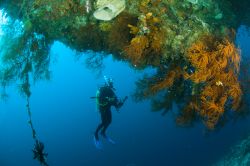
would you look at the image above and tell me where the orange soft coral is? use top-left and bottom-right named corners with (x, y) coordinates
top-left (150, 66), bottom-right (182, 94)
top-left (184, 35), bottom-right (242, 129)
top-left (134, 34), bottom-right (242, 129)
top-left (107, 13), bottom-right (138, 56)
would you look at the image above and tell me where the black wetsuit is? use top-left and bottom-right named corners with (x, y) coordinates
top-left (95, 86), bottom-right (120, 140)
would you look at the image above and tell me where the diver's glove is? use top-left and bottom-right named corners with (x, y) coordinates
top-left (116, 96), bottom-right (128, 110)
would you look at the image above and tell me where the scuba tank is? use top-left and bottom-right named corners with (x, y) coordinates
top-left (95, 89), bottom-right (101, 110)
top-left (91, 75), bottom-right (127, 110)
top-left (95, 75), bottom-right (115, 109)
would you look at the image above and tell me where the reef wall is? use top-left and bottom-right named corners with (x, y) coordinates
top-left (214, 135), bottom-right (250, 166)
top-left (0, 0), bottom-right (250, 129)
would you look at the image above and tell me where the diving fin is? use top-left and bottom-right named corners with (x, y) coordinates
top-left (93, 136), bottom-right (102, 149)
top-left (105, 136), bottom-right (116, 145)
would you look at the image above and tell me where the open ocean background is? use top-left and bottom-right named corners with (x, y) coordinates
top-left (0, 26), bottom-right (250, 166)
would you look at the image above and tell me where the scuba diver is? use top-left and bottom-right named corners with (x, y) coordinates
top-left (93, 76), bottom-right (128, 149)
top-left (32, 139), bottom-right (49, 166)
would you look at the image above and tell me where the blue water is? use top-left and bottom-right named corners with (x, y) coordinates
top-left (0, 27), bottom-right (250, 166)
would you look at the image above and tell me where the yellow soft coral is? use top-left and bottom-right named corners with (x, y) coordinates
top-left (124, 35), bottom-right (149, 65)
top-left (124, 0), bottom-right (166, 67)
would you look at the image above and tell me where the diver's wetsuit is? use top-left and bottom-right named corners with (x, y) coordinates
top-left (95, 85), bottom-right (120, 140)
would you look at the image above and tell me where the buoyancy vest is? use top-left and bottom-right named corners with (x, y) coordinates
top-left (96, 85), bottom-right (117, 110)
